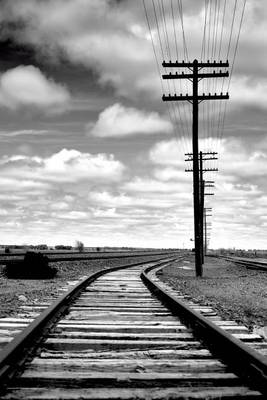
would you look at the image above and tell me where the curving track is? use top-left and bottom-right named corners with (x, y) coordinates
top-left (0, 256), bottom-right (266, 399)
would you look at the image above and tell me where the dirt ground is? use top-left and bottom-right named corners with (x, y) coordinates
top-left (157, 255), bottom-right (267, 330)
top-left (0, 254), bottom-right (163, 318)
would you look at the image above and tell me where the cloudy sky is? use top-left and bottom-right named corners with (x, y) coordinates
top-left (0, 0), bottom-right (266, 249)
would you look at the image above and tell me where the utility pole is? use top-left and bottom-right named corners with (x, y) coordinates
top-left (185, 152), bottom-right (217, 265)
top-left (204, 207), bottom-right (212, 255)
top-left (200, 151), bottom-right (204, 265)
top-left (162, 59), bottom-right (229, 277)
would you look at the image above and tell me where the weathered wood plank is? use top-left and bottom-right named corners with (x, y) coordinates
top-left (29, 358), bottom-right (227, 373)
top-left (72, 304), bottom-right (162, 309)
top-left (56, 324), bottom-right (189, 333)
top-left (65, 312), bottom-right (174, 319)
top-left (1, 386), bottom-right (262, 399)
top-left (0, 329), bottom-right (22, 336)
top-left (43, 338), bottom-right (203, 351)
top-left (77, 299), bottom-right (160, 303)
top-left (66, 312), bottom-right (171, 317)
top-left (49, 331), bottom-right (194, 340)
top-left (0, 318), bottom-right (34, 323)
top-left (0, 323), bottom-right (29, 329)
top-left (15, 371), bottom-right (241, 388)
top-left (60, 319), bottom-right (183, 326)
top-left (67, 307), bottom-right (167, 312)
top-left (39, 349), bottom-right (213, 359)
top-left (231, 333), bottom-right (262, 342)
top-left (0, 337), bottom-right (12, 344)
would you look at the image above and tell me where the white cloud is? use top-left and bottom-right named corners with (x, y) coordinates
top-left (93, 208), bottom-right (118, 218)
top-left (0, 148), bottom-right (125, 183)
top-left (231, 76), bottom-right (267, 110)
top-left (149, 137), bottom-right (223, 166)
top-left (55, 211), bottom-right (88, 220)
top-left (89, 190), bottom-right (187, 210)
top-left (1, 0), bottom-right (267, 108)
top-left (153, 167), bottom-right (191, 182)
top-left (0, 65), bottom-right (70, 111)
top-left (219, 138), bottom-right (267, 178)
top-left (0, 0), bottom-right (156, 99)
top-left (50, 202), bottom-right (70, 211)
top-left (89, 103), bottom-right (172, 137)
top-left (89, 192), bottom-right (134, 208)
top-left (0, 176), bottom-right (50, 193)
top-left (149, 139), bottom-right (185, 166)
top-left (0, 129), bottom-right (50, 137)
top-left (0, 1), bottom-right (266, 249)
top-left (122, 177), bottom-right (190, 196)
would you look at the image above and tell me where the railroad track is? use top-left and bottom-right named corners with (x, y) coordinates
top-left (0, 256), bottom-right (266, 399)
top-left (0, 250), bottom-right (179, 265)
top-left (218, 256), bottom-right (267, 272)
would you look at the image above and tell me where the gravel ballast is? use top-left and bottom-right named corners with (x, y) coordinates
top-left (157, 255), bottom-right (267, 330)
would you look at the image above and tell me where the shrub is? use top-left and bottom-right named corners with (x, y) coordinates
top-left (55, 245), bottom-right (72, 250)
top-left (4, 247), bottom-right (10, 254)
top-left (4, 251), bottom-right (57, 279)
top-left (75, 240), bottom-right (84, 253)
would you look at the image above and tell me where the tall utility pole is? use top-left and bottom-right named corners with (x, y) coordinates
top-left (163, 59), bottom-right (229, 277)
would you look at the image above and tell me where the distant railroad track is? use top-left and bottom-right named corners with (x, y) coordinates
top-left (217, 256), bottom-right (267, 272)
top-left (0, 255), bottom-right (266, 398)
top-left (0, 250), bottom-right (179, 265)
top-left (0, 249), bottom-right (165, 257)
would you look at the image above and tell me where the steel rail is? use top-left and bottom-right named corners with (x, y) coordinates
top-left (217, 256), bottom-right (267, 272)
top-left (0, 250), bottom-right (180, 265)
top-left (0, 255), bottom-right (177, 387)
top-left (0, 249), bottom-right (176, 258)
top-left (141, 263), bottom-right (267, 395)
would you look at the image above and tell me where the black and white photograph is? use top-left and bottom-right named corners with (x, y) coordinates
top-left (0, 0), bottom-right (266, 398)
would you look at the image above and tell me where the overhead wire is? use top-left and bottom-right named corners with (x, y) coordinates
top-left (201, 0), bottom-right (208, 61)
top-left (170, 0), bottom-right (189, 154)
top-left (160, 0), bottom-right (188, 155)
top-left (215, 0), bottom-right (227, 155)
top-left (210, 0), bottom-right (220, 162)
top-left (178, 0), bottom-right (189, 61)
top-left (171, 0), bottom-right (179, 59)
top-left (219, 0), bottom-right (247, 144)
top-left (143, 0), bottom-right (175, 148)
top-left (202, 0), bottom-right (210, 154)
top-left (148, 0), bottom-right (188, 156)
top-left (159, 0), bottom-right (171, 59)
top-left (177, 0), bottom-right (191, 153)
top-left (143, 0), bottom-right (247, 245)
top-left (200, 0), bottom-right (209, 159)
top-left (209, 0), bottom-right (217, 154)
top-left (215, 0), bottom-right (246, 211)
top-left (216, 0), bottom-right (238, 151)
top-left (205, 0), bottom-right (212, 151)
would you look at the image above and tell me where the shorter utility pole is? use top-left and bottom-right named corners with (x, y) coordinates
top-left (185, 152), bottom-right (217, 265)
top-left (204, 207), bottom-right (212, 255)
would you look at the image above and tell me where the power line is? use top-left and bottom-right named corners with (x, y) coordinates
top-left (143, 0), bottom-right (247, 253)
top-left (145, 0), bottom-right (188, 156)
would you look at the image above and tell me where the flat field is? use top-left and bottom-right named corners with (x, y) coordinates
top-left (158, 255), bottom-right (267, 330)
